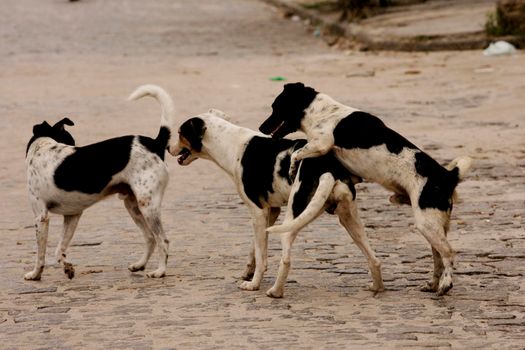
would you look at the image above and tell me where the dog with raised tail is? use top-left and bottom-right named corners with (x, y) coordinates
top-left (260, 82), bottom-right (473, 296)
top-left (25, 84), bottom-right (174, 280)
top-left (168, 109), bottom-right (384, 298)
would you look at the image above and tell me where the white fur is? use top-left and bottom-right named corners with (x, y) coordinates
top-left (128, 84), bottom-right (176, 148)
top-left (25, 85), bottom-right (174, 281)
top-left (281, 92), bottom-right (473, 296)
top-left (171, 111), bottom-right (384, 298)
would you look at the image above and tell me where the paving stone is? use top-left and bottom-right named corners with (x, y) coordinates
top-left (1, 1), bottom-right (524, 349)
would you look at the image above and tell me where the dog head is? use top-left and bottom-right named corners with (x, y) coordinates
top-left (26, 117), bottom-right (76, 155)
top-left (259, 82), bottom-right (318, 138)
top-left (169, 117), bottom-right (207, 166)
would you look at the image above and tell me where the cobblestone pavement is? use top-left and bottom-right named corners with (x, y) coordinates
top-left (1, 0), bottom-right (524, 348)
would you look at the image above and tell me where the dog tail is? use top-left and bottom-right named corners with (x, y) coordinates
top-left (267, 173), bottom-right (335, 235)
top-left (446, 156), bottom-right (473, 181)
top-left (446, 156), bottom-right (473, 203)
top-left (128, 84), bottom-right (175, 150)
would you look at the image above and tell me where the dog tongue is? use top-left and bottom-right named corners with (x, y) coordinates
top-left (177, 150), bottom-right (189, 164)
top-left (271, 121), bottom-right (285, 136)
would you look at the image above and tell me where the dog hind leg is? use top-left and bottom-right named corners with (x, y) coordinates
top-left (335, 189), bottom-right (384, 293)
top-left (55, 214), bottom-right (82, 279)
top-left (266, 229), bottom-right (299, 298)
top-left (24, 207), bottom-right (50, 280)
top-left (415, 209), bottom-right (455, 295)
top-left (266, 201), bottom-right (298, 298)
top-left (124, 196), bottom-right (156, 273)
top-left (142, 207), bottom-right (169, 278)
top-left (420, 247), bottom-right (445, 292)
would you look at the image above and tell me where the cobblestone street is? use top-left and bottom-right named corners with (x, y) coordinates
top-left (1, 0), bottom-right (524, 348)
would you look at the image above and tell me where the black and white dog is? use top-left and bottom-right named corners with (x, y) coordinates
top-left (25, 85), bottom-right (174, 280)
top-left (166, 110), bottom-right (384, 298)
top-left (259, 83), bottom-right (473, 296)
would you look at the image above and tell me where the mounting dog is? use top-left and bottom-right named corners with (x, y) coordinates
top-left (166, 109), bottom-right (384, 298)
top-left (25, 84), bottom-right (174, 280)
top-left (259, 82), bottom-right (473, 296)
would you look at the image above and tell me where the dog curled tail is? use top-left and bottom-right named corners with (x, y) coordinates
top-left (446, 156), bottom-right (473, 180)
top-left (446, 155), bottom-right (473, 202)
top-left (267, 172), bottom-right (335, 235)
top-left (128, 84), bottom-right (175, 151)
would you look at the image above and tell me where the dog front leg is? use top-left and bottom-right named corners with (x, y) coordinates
top-left (55, 214), bottom-right (82, 279)
top-left (241, 239), bottom-right (256, 281)
top-left (290, 137), bottom-right (333, 178)
top-left (239, 210), bottom-right (269, 291)
top-left (241, 207), bottom-right (279, 280)
top-left (24, 209), bottom-right (50, 280)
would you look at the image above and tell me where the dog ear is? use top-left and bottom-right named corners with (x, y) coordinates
top-left (180, 117), bottom-right (206, 152)
top-left (284, 82), bottom-right (305, 90)
top-left (33, 121), bottom-right (51, 135)
top-left (53, 117), bottom-right (75, 130)
top-left (189, 118), bottom-right (206, 138)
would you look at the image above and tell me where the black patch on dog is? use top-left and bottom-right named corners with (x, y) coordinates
top-left (292, 153), bottom-right (356, 218)
top-left (278, 154), bottom-right (293, 185)
top-left (179, 117), bottom-right (206, 152)
top-left (333, 112), bottom-right (418, 154)
top-left (241, 137), bottom-right (306, 208)
top-left (259, 82), bottom-right (318, 138)
top-left (139, 126), bottom-right (170, 160)
top-left (54, 136), bottom-right (134, 194)
top-left (26, 118), bottom-right (76, 155)
top-left (277, 139), bottom-right (308, 185)
top-left (415, 152), bottom-right (459, 211)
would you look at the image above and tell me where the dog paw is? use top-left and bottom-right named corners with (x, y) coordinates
top-left (24, 270), bottom-right (42, 281)
top-left (419, 278), bottom-right (439, 293)
top-left (239, 281), bottom-right (260, 291)
top-left (128, 263), bottom-right (146, 272)
top-left (437, 274), bottom-right (453, 296)
top-left (63, 262), bottom-right (75, 279)
top-left (420, 280), bottom-right (439, 293)
top-left (146, 269), bottom-right (166, 278)
top-left (266, 286), bottom-right (284, 298)
top-left (368, 283), bottom-right (385, 294)
top-left (437, 282), bottom-right (453, 296)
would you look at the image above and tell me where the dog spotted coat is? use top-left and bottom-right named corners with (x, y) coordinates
top-left (259, 83), bottom-right (473, 296)
top-left (25, 85), bottom-right (174, 280)
top-left (169, 110), bottom-right (384, 298)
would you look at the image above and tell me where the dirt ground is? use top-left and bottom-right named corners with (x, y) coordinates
top-left (1, 0), bottom-right (524, 348)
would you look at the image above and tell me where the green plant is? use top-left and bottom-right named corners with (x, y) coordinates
top-left (485, 11), bottom-right (506, 36)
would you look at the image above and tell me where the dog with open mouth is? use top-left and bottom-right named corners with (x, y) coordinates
top-left (24, 85), bottom-right (174, 280)
top-left (167, 109), bottom-right (384, 298)
top-left (259, 82), bottom-right (473, 296)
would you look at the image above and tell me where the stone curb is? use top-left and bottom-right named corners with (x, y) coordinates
top-left (260, 0), bottom-right (525, 51)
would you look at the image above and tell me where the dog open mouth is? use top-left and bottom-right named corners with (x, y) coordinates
top-left (177, 148), bottom-right (191, 165)
top-left (270, 121), bottom-right (284, 137)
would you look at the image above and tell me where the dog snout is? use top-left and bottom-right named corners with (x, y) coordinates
top-left (168, 142), bottom-right (182, 156)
